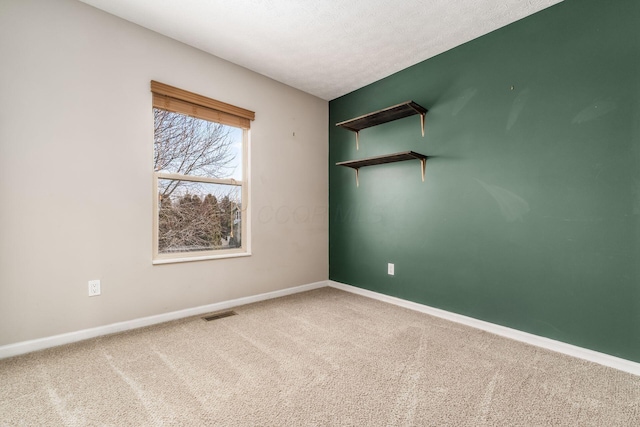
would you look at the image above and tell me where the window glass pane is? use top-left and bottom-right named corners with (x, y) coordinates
top-left (158, 179), bottom-right (242, 254)
top-left (154, 108), bottom-right (243, 180)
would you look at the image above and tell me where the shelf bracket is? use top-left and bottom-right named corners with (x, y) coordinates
top-left (420, 113), bottom-right (425, 137)
top-left (355, 131), bottom-right (359, 150)
top-left (355, 168), bottom-right (360, 187)
top-left (420, 158), bottom-right (426, 182)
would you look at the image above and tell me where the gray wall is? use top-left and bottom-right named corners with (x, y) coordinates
top-left (0, 0), bottom-right (328, 346)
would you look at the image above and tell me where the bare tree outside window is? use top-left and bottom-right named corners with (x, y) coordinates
top-left (154, 108), bottom-right (243, 254)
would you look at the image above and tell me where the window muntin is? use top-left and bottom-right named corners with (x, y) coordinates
top-left (151, 81), bottom-right (253, 263)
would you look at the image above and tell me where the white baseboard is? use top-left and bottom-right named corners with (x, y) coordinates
top-left (0, 280), bottom-right (328, 360)
top-left (329, 280), bottom-right (640, 377)
top-left (5, 279), bottom-right (639, 377)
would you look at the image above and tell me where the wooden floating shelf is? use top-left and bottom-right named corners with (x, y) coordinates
top-left (336, 151), bottom-right (428, 169)
top-left (336, 151), bottom-right (429, 186)
top-left (336, 101), bottom-right (428, 149)
top-left (336, 101), bottom-right (427, 132)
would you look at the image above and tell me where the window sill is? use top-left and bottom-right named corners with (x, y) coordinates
top-left (153, 251), bottom-right (251, 265)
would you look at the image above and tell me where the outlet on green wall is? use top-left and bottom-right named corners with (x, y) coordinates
top-left (329, 0), bottom-right (640, 362)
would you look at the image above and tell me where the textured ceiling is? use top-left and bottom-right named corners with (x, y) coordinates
top-left (79, 0), bottom-right (563, 100)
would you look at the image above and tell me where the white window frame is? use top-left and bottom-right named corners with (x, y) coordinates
top-left (150, 81), bottom-right (253, 264)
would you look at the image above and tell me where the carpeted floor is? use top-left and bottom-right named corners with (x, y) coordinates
top-left (1, 287), bottom-right (639, 426)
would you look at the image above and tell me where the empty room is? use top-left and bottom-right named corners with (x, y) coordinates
top-left (1, 0), bottom-right (639, 425)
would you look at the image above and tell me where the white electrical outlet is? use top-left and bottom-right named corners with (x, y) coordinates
top-left (88, 280), bottom-right (101, 296)
top-left (388, 263), bottom-right (394, 276)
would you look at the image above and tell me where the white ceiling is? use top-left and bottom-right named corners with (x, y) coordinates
top-left (79, 0), bottom-right (563, 100)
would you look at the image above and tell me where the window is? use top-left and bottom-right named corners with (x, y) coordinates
top-left (151, 81), bottom-right (254, 263)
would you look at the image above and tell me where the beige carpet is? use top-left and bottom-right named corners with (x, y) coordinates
top-left (1, 287), bottom-right (639, 426)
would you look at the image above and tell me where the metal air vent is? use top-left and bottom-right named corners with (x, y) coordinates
top-left (202, 311), bottom-right (238, 321)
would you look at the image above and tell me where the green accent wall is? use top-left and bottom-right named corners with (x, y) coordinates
top-left (329, 0), bottom-right (640, 362)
